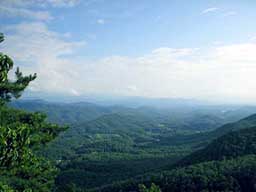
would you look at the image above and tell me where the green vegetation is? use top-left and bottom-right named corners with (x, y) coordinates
top-left (178, 126), bottom-right (256, 167)
top-left (0, 33), bottom-right (66, 191)
top-left (96, 122), bottom-right (256, 191)
top-left (97, 154), bottom-right (256, 192)
top-left (139, 183), bottom-right (161, 192)
top-left (0, 33), bottom-right (36, 106)
top-left (10, 98), bottom-right (256, 191)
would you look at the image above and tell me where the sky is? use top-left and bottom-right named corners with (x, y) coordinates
top-left (1, 0), bottom-right (256, 104)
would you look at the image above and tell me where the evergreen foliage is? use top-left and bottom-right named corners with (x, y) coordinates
top-left (0, 33), bottom-right (66, 191)
top-left (0, 33), bottom-right (36, 106)
top-left (139, 183), bottom-right (161, 192)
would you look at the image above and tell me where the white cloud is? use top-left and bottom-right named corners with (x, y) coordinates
top-left (201, 7), bottom-right (219, 14)
top-left (97, 19), bottom-right (105, 24)
top-left (1, 0), bottom-right (79, 8)
top-left (2, 22), bottom-right (256, 103)
top-left (43, 0), bottom-right (79, 7)
top-left (0, 5), bottom-right (53, 21)
top-left (201, 7), bottom-right (237, 18)
top-left (1, 22), bottom-right (86, 95)
top-left (0, 0), bottom-right (79, 21)
top-left (250, 35), bottom-right (256, 41)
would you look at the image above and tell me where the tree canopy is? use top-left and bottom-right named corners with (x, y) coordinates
top-left (0, 33), bottom-right (36, 106)
top-left (0, 33), bottom-right (67, 191)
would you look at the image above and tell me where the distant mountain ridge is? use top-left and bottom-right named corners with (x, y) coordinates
top-left (10, 100), bottom-right (125, 125)
top-left (21, 93), bottom-right (208, 107)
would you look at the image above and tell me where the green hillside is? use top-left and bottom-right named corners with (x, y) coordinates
top-left (93, 114), bottom-right (256, 192)
top-left (178, 125), bottom-right (256, 166)
top-left (156, 113), bottom-right (256, 149)
top-left (97, 154), bottom-right (256, 192)
top-left (212, 113), bottom-right (256, 137)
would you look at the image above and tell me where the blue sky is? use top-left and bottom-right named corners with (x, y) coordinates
top-left (48, 0), bottom-right (256, 57)
top-left (1, 0), bottom-right (256, 103)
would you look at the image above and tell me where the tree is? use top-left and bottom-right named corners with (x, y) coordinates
top-left (0, 33), bottom-right (36, 106)
top-left (139, 183), bottom-right (161, 192)
top-left (0, 33), bottom-right (67, 191)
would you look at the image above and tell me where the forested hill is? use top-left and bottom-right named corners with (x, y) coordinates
top-left (166, 113), bottom-right (256, 167)
top-left (97, 115), bottom-right (256, 192)
top-left (157, 112), bottom-right (256, 148)
top-left (178, 125), bottom-right (256, 167)
top-left (211, 113), bottom-right (256, 137)
top-left (97, 154), bottom-right (256, 192)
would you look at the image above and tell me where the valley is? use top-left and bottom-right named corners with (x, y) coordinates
top-left (10, 100), bottom-right (256, 191)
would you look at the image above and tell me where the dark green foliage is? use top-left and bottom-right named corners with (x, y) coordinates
top-left (0, 33), bottom-right (66, 191)
top-left (139, 183), bottom-right (161, 192)
top-left (0, 33), bottom-right (4, 43)
top-left (178, 123), bottom-right (256, 167)
top-left (212, 113), bottom-right (256, 137)
top-left (0, 107), bottom-right (67, 147)
top-left (45, 112), bottom-right (195, 191)
top-left (0, 123), bottom-right (32, 168)
top-left (90, 115), bottom-right (256, 192)
top-left (55, 157), bottom-right (181, 191)
top-left (97, 155), bottom-right (256, 192)
top-left (0, 34), bottom-right (36, 106)
top-left (0, 182), bottom-right (14, 192)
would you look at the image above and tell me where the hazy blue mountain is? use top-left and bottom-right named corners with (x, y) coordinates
top-left (21, 92), bottom-right (208, 107)
top-left (10, 99), bottom-right (127, 125)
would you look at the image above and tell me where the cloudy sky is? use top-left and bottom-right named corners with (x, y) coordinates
top-left (1, 0), bottom-right (256, 103)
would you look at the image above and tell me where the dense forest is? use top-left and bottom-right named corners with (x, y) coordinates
top-left (9, 99), bottom-right (256, 191)
top-left (96, 120), bottom-right (256, 192)
top-left (1, 32), bottom-right (256, 192)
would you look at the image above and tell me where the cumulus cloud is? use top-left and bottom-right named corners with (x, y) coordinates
top-left (1, 22), bottom-right (256, 103)
top-left (1, 22), bottom-right (86, 95)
